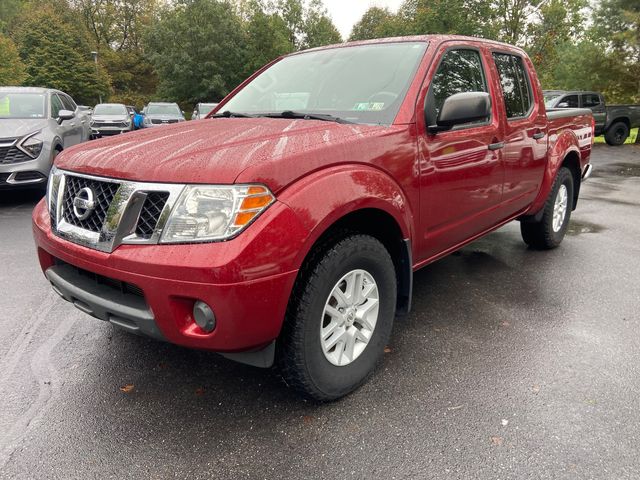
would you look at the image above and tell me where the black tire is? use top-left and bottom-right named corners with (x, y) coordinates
top-left (605, 121), bottom-right (629, 146)
top-left (520, 167), bottom-right (574, 250)
top-left (277, 234), bottom-right (397, 402)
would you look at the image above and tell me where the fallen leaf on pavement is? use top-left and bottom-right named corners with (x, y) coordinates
top-left (490, 436), bottom-right (503, 446)
top-left (195, 387), bottom-right (205, 396)
top-left (120, 384), bottom-right (134, 393)
top-left (384, 346), bottom-right (392, 353)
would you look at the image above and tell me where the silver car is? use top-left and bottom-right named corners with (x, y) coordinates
top-left (191, 102), bottom-right (218, 120)
top-left (90, 103), bottom-right (134, 138)
top-left (0, 87), bottom-right (91, 190)
top-left (142, 102), bottom-right (185, 127)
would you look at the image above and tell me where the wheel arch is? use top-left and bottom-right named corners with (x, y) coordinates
top-left (279, 166), bottom-right (416, 315)
top-left (606, 116), bottom-right (630, 130)
top-left (561, 150), bottom-right (581, 210)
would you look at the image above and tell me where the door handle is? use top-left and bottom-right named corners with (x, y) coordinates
top-left (533, 132), bottom-right (545, 140)
top-left (488, 142), bottom-right (504, 151)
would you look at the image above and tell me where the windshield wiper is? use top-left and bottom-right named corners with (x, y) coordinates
top-left (260, 111), bottom-right (354, 124)
top-left (210, 110), bottom-right (257, 118)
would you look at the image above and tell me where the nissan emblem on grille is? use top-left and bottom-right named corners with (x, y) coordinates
top-left (72, 187), bottom-right (97, 220)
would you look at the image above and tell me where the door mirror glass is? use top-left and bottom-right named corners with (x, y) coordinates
top-left (429, 92), bottom-right (490, 133)
top-left (557, 102), bottom-right (569, 108)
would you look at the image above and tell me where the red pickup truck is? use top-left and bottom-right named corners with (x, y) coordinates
top-left (33, 35), bottom-right (593, 401)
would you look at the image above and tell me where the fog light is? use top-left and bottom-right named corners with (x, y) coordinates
top-left (193, 301), bottom-right (216, 332)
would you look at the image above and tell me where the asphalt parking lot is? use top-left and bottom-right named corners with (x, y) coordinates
top-left (0, 144), bottom-right (639, 479)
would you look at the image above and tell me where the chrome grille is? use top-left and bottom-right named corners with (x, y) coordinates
top-left (0, 146), bottom-right (31, 165)
top-left (135, 192), bottom-right (170, 239)
top-left (61, 176), bottom-right (119, 232)
top-left (92, 121), bottom-right (128, 128)
top-left (50, 169), bottom-right (184, 253)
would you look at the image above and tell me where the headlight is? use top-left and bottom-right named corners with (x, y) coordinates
top-left (160, 184), bottom-right (275, 243)
top-left (18, 131), bottom-right (43, 158)
top-left (46, 166), bottom-right (61, 212)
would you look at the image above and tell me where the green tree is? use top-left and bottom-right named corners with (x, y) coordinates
top-left (302, 0), bottom-right (341, 48)
top-left (0, 34), bottom-right (27, 85)
top-left (244, 0), bottom-right (294, 74)
top-left (398, 0), bottom-right (497, 38)
top-left (526, 0), bottom-right (587, 86)
top-left (592, 0), bottom-right (640, 104)
top-left (13, 4), bottom-right (110, 104)
top-left (144, 0), bottom-right (247, 103)
top-left (349, 7), bottom-right (400, 41)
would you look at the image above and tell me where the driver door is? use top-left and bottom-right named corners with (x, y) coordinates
top-left (418, 45), bottom-right (505, 261)
top-left (51, 94), bottom-right (75, 148)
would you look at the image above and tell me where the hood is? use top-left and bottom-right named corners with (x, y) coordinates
top-left (0, 118), bottom-right (48, 140)
top-left (56, 117), bottom-right (397, 191)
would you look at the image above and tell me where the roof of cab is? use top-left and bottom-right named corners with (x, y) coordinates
top-left (292, 34), bottom-right (527, 56)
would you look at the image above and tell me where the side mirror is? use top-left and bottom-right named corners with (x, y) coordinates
top-left (57, 109), bottom-right (75, 124)
top-left (557, 102), bottom-right (569, 108)
top-left (428, 92), bottom-right (491, 134)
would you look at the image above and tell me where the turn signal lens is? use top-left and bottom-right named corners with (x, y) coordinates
top-left (233, 211), bottom-right (258, 226)
top-left (240, 193), bottom-right (272, 210)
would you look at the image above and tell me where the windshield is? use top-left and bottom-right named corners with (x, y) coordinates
top-left (93, 104), bottom-right (127, 115)
top-left (221, 42), bottom-right (428, 125)
top-left (147, 104), bottom-right (181, 115)
top-left (544, 93), bottom-right (563, 107)
top-left (199, 103), bottom-right (218, 115)
top-left (0, 92), bottom-right (46, 119)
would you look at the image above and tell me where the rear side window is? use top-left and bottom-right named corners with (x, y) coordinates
top-left (492, 53), bottom-right (532, 119)
top-left (427, 49), bottom-right (488, 126)
top-left (582, 94), bottom-right (601, 107)
top-left (60, 94), bottom-right (76, 112)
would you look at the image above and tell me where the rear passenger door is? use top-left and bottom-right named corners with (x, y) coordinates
top-left (419, 46), bottom-right (505, 259)
top-left (581, 93), bottom-right (606, 132)
top-left (491, 52), bottom-right (547, 213)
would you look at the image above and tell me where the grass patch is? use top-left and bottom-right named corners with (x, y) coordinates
top-left (594, 127), bottom-right (638, 144)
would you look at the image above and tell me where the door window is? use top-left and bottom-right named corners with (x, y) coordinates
top-left (426, 49), bottom-right (488, 127)
top-left (50, 94), bottom-right (64, 118)
top-left (60, 94), bottom-right (77, 112)
top-left (582, 94), bottom-right (601, 108)
top-left (561, 95), bottom-right (579, 108)
top-left (492, 53), bottom-right (533, 119)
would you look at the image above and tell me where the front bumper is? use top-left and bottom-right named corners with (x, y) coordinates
top-left (91, 127), bottom-right (131, 137)
top-left (32, 198), bottom-right (308, 353)
top-left (0, 150), bottom-right (50, 189)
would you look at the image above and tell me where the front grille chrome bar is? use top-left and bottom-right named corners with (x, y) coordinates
top-left (50, 168), bottom-right (185, 253)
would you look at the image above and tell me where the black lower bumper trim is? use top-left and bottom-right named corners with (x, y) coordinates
top-left (46, 264), bottom-right (164, 340)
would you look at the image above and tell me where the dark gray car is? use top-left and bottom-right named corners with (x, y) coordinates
top-left (142, 102), bottom-right (185, 127)
top-left (0, 87), bottom-right (91, 190)
top-left (544, 90), bottom-right (640, 145)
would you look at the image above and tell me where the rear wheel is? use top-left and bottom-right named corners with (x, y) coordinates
top-left (520, 167), bottom-right (574, 249)
top-left (277, 234), bottom-right (396, 402)
top-left (605, 121), bottom-right (629, 146)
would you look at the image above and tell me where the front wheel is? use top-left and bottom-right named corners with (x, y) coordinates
top-left (520, 167), bottom-right (574, 249)
top-left (277, 234), bottom-right (397, 402)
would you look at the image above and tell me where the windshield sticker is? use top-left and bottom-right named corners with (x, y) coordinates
top-left (353, 102), bottom-right (385, 111)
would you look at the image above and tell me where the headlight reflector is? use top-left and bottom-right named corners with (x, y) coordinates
top-left (160, 184), bottom-right (274, 243)
top-left (19, 132), bottom-right (43, 158)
